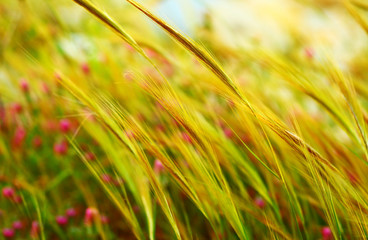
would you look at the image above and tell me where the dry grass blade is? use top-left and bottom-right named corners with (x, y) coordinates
top-left (124, 0), bottom-right (335, 173)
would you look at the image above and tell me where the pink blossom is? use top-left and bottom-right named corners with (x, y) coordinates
top-left (2, 228), bottom-right (14, 238)
top-left (84, 207), bottom-right (98, 225)
top-left (154, 159), bottom-right (165, 173)
top-left (81, 62), bottom-right (90, 75)
top-left (12, 221), bottom-right (23, 230)
top-left (100, 215), bottom-right (109, 224)
top-left (223, 128), bottom-right (233, 138)
top-left (53, 141), bottom-right (68, 155)
top-left (32, 136), bottom-right (42, 148)
top-left (66, 208), bottom-right (77, 217)
top-left (321, 227), bottom-right (332, 240)
top-left (59, 119), bottom-right (71, 133)
top-left (12, 126), bottom-right (26, 148)
top-left (30, 221), bottom-right (39, 238)
top-left (56, 216), bottom-right (68, 226)
top-left (20, 79), bottom-right (29, 93)
top-left (2, 187), bottom-right (15, 199)
top-left (254, 197), bottom-right (266, 209)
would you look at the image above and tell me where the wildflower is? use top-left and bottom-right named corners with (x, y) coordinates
top-left (41, 82), bottom-right (50, 94)
top-left (59, 119), bottom-right (71, 133)
top-left (254, 196), bottom-right (266, 209)
top-left (223, 128), bottom-right (233, 138)
top-left (30, 221), bottom-right (39, 238)
top-left (304, 47), bottom-right (314, 59)
top-left (56, 215), bottom-right (68, 226)
top-left (2, 187), bottom-right (15, 199)
top-left (12, 221), bottom-right (23, 230)
top-left (154, 159), bottom-right (165, 173)
top-left (19, 78), bottom-right (29, 93)
top-left (53, 141), bottom-right (68, 155)
top-left (12, 126), bottom-right (26, 148)
top-left (84, 207), bottom-right (98, 225)
top-left (66, 208), bottom-right (77, 217)
top-left (32, 136), bottom-right (42, 148)
top-left (11, 103), bottom-right (23, 114)
top-left (2, 228), bottom-right (14, 238)
top-left (13, 195), bottom-right (22, 204)
top-left (84, 152), bottom-right (95, 161)
top-left (100, 215), bottom-right (109, 224)
top-left (81, 62), bottom-right (90, 75)
top-left (101, 174), bottom-right (111, 183)
top-left (321, 227), bottom-right (332, 240)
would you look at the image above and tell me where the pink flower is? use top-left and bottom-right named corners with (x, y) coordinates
top-left (321, 227), bottom-right (332, 240)
top-left (100, 215), bottom-right (109, 224)
top-left (11, 103), bottom-right (23, 114)
top-left (81, 62), bottom-right (90, 75)
top-left (41, 82), bottom-right (50, 94)
top-left (84, 152), bottom-right (95, 161)
top-left (254, 197), bottom-right (266, 209)
top-left (56, 216), bottom-right (68, 226)
top-left (66, 208), bottom-right (77, 217)
top-left (101, 174), bottom-right (111, 183)
top-left (84, 207), bottom-right (98, 225)
top-left (2, 228), bottom-right (14, 238)
top-left (32, 136), bottom-right (42, 148)
top-left (59, 119), bottom-right (71, 133)
top-left (30, 221), bottom-right (39, 238)
top-left (223, 128), bottom-right (233, 138)
top-left (53, 141), bottom-right (68, 155)
top-left (154, 159), bottom-right (165, 174)
top-left (2, 187), bottom-right (15, 199)
top-left (12, 221), bottom-right (23, 230)
top-left (20, 78), bottom-right (29, 93)
top-left (12, 126), bottom-right (26, 148)
top-left (304, 47), bottom-right (314, 59)
top-left (13, 195), bottom-right (22, 204)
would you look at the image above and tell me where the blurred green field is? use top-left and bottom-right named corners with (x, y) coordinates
top-left (1, 0), bottom-right (368, 239)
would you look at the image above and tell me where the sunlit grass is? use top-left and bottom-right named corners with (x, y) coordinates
top-left (0, 0), bottom-right (368, 239)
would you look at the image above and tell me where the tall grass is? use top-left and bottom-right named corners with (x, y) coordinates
top-left (1, 0), bottom-right (368, 239)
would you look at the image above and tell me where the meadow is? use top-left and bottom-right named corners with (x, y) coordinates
top-left (1, 0), bottom-right (368, 239)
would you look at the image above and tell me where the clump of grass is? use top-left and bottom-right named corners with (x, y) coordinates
top-left (1, 0), bottom-right (368, 239)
